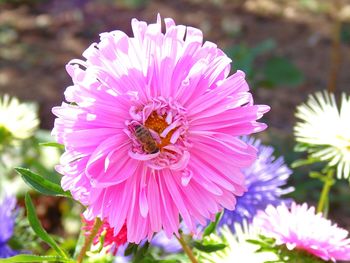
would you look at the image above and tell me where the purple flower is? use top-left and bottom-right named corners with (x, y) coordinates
top-left (0, 195), bottom-right (18, 258)
top-left (220, 137), bottom-right (293, 229)
top-left (151, 231), bottom-right (182, 254)
top-left (114, 243), bottom-right (132, 263)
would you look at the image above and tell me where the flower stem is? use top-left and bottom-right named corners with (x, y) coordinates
top-left (317, 170), bottom-right (335, 216)
top-left (176, 234), bottom-right (199, 263)
top-left (76, 217), bottom-right (102, 263)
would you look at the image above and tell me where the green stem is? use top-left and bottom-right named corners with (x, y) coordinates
top-left (176, 234), bottom-right (199, 263)
top-left (317, 170), bottom-right (335, 216)
top-left (76, 218), bottom-right (102, 263)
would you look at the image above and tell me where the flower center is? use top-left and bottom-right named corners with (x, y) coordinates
top-left (127, 97), bottom-right (190, 171)
top-left (144, 112), bottom-right (175, 150)
top-left (346, 144), bottom-right (350, 152)
top-left (336, 135), bottom-right (350, 152)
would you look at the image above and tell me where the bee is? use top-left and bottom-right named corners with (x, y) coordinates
top-left (134, 124), bottom-right (159, 154)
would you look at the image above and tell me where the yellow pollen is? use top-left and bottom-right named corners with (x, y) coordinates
top-left (337, 135), bottom-right (350, 152)
top-left (145, 112), bottom-right (175, 149)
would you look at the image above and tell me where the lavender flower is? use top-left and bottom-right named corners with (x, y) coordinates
top-left (151, 231), bottom-right (182, 254)
top-left (221, 137), bottom-right (293, 229)
top-left (0, 195), bottom-right (18, 258)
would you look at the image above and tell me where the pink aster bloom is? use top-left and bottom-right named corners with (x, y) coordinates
top-left (254, 202), bottom-right (350, 262)
top-left (52, 15), bottom-right (269, 243)
top-left (83, 216), bottom-right (127, 255)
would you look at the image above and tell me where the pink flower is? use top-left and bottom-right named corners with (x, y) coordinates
top-left (83, 216), bottom-right (127, 255)
top-left (254, 202), bottom-right (350, 262)
top-left (52, 15), bottom-right (269, 243)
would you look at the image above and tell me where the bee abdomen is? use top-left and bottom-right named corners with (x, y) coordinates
top-left (135, 125), bottom-right (151, 142)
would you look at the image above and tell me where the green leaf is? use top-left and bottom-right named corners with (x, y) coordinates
top-left (203, 212), bottom-right (223, 237)
top-left (246, 238), bottom-right (263, 246)
top-left (193, 241), bottom-right (226, 253)
top-left (157, 254), bottom-right (188, 262)
top-left (133, 242), bottom-right (150, 263)
top-left (73, 230), bottom-right (85, 258)
top-left (226, 39), bottom-right (276, 81)
top-left (0, 255), bottom-right (74, 263)
top-left (247, 237), bottom-right (275, 247)
top-left (25, 193), bottom-right (69, 259)
top-left (134, 255), bottom-right (157, 263)
top-left (39, 142), bottom-right (65, 150)
top-left (291, 157), bottom-right (319, 168)
top-left (124, 243), bottom-right (138, 256)
top-left (251, 39), bottom-right (276, 56)
top-left (226, 44), bottom-right (255, 77)
top-left (263, 56), bottom-right (304, 87)
top-left (95, 231), bottom-right (105, 252)
top-left (15, 167), bottom-right (71, 198)
top-left (156, 260), bottom-right (181, 263)
top-left (309, 171), bottom-right (324, 179)
top-left (293, 142), bottom-right (310, 152)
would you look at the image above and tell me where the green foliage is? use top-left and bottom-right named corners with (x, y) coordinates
top-left (226, 39), bottom-right (304, 89)
top-left (115, 0), bottom-right (149, 9)
top-left (0, 125), bottom-right (12, 147)
top-left (0, 129), bottom-right (63, 195)
top-left (248, 235), bottom-right (325, 263)
top-left (125, 243), bottom-right (139, 256)
top-left (24, 193), bottom-right (69, 259)
top-left (192, 228), bottom-right (228, 258)
top-left (154, 253), bottom-right (188, 263)
top-left (123, 241), bottom-right (185, 263)
top-left (298, 0), bottom-right (330, 13)
top-left (39, 142), bottom-right (65, 150)
top-left (291, 156), bottom-right (321, 169)
top-left (226, 39), bottom-right (276, 79)
top-left (8, 207), bottom-right (42, 253)
top-left (263, 57), bottom-right (304, 87)
top-left (73, 231), bottom-right (86, 259)
top-left (292, 143), bottom-right (332, 168)
top-left (15, 167), bottom-right (71, 198)
top-left (341, 23), bottom-right (350, 44)
top-left (132, 242), bottom-right (150, 263)
top-left (22, 130), bottom-right (63, 185)
top-left (0, 255), bottom-right (74, 263)
top-left (203, 212), bottom-right (223, 237)
top-left (126, 241), bottom-right (172, 263)
top-left (155, 260), bottom-right (181, 263)
top-left (192, 241), bottom-right (226, 253)
top-left (124, 242), bottom-right (156, 262)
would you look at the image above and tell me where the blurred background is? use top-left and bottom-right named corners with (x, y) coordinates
top-left (0, 0), bottom-right (350, 239)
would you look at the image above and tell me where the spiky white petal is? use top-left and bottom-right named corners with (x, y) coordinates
top-left (200, 223), bottom-right (278, 263)
top-left (295, 92), bottom-right (350, 179)
top-left (0, 94), bottom-right (39, 141)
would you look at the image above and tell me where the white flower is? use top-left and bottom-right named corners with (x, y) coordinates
top-left (0, 94), bottom-right (39, 142)
top-left (294, 91), bottom-right (350, 179)
top-left (200, 223), bottom-right (278, 263)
